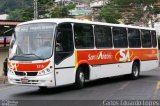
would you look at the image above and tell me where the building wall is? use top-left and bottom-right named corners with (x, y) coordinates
top-left (90, 0), bottom-right (108, 8)
top-left (0, 48), bottom-right (8, 76)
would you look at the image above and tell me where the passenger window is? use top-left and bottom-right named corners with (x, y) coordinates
top-left (128, 28), bottom-right (141, 48)
top-left (94, 25), bottom-right (112, 48)
top-left (141, 30), bottom-right (151, 48)
top-left (74, 23), bottom-right (94, 49)
top-left (151, 31), bottom-right (157, 47)
top-left (112, 27), bottom-right (128, 48)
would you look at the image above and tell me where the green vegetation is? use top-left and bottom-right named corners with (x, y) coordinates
top-left (100, 0), bottom-right (160, 26)
top-left (0, 0), bottom-right (92, 21)
top-left (7, 0), bottom-right (52, 20)
top-left (49, 4), bottom-right (76, 18)
top-left (0, 0), bottom-right (32, 14)
top-left (8, 8), bottom-right (33, 21)
top-left (0, 0), bottom-right (33, 20)
top-left (1, 0), bottom-right (160, 25)
top-left (100, 3), bottom-right (121, 24)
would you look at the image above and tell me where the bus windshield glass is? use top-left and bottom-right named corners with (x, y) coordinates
top-left (9, 23), bottom-right (56, 60)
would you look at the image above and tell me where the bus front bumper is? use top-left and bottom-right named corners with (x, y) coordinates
top-left (8, 73), bottom-right (55, 87)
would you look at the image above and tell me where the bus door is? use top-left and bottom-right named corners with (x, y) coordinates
top-left (54, 23), bottom-right (75, 86)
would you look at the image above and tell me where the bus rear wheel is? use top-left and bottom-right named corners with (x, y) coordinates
top-left (75, 67), bottom-right (85, 89)
top-left (131, 62), bottom-right (140, 79)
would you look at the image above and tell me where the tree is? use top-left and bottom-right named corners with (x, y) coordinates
top-left (7, 0), bottom-right (54, 20)
top-left (0, 0), bottom-right (32, 14)
top-left (7, 0), bottom-right (75, 20)
top-left (6, 0), bottom-right (78, 20)
top-left (99, 2), bottom-right (122, 24)
top-left (38, 0), bottom-right (55, 18)
top-left (100, 0), bottom-right (160, 26)
top-left (8, 7), bottom-right (33, 21)
top-left (49, 4), bottom-right (76, 18)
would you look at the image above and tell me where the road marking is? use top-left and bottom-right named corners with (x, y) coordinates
top-left (151, 81), bottom-right (160, 100)
top-left (156, 81), bottom-right (160, 90)
top-left (0, 85), bottom-right (18, 92)
top-left (119, 81), bottom-right (130, 90)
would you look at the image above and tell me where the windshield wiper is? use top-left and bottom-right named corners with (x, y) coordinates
top-left (22, 54), bottom-right (44, 60)
top-left (10, 54), bottom-right (44, 60)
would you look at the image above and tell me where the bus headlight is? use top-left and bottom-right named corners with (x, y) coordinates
top-left (8, 70), bottom-right (15, 75)
top-left (37, 68), bottom-right (52, 76)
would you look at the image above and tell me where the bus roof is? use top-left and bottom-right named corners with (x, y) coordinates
top-left (18, 18), bottom-right (155, 30)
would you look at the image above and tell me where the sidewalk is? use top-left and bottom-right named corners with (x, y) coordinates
top-left (0, 76), bottom-right (12, 88)
top-left (0, 75), bottom-right (6, 81)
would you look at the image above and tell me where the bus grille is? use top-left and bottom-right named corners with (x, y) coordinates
top-left (15, 72), bottom-right (38, 76)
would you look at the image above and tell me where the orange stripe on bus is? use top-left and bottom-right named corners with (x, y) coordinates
top-left (8, 61), bottom-right (50, 72)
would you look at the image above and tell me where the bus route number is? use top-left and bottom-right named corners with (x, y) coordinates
top-left (37, 65), bottom-right (44, 69)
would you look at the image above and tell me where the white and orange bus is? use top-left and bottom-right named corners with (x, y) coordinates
top-left (8, 18), bottom-right (159, 89)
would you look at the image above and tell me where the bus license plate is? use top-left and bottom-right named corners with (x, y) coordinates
top-left (21, 78), bottom-right (28, 84)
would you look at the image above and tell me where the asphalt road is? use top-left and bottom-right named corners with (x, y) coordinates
top-left (0, 68), bottom-right (160, 106)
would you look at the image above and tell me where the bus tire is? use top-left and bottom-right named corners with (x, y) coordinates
top-left (75, 67), bottom-right (85, 89)
top-left (131, 62), bottom-right (140, 79)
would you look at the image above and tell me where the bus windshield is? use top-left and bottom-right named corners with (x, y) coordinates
top-left (9, 23), bottom-right (56, 61)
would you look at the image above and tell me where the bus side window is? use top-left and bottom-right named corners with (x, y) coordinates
top-left (141, 30), bottom-right (152, 48)
top-left (151, 31), bottom-right (157, 47)
top-left (112, 27), bottom-right (128, 48)
top-left (128, 28), bottom-right (141, 48)
top-left (74, 23), bottom-right (94, 49)
top-left (55, 23), bottom-right (74, 64)
top-left (94, 25), bottom-right (112, 48)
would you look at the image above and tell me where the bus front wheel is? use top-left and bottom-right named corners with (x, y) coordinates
top-left (75, 67), bottom-right (85, 89)
top-left (131, 62), bottom-right (140, 79)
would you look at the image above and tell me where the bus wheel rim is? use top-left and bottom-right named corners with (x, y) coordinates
top-left (133, 66), bottom-right (138, 77)
top-left (80, 72), bottom-right (84, 83)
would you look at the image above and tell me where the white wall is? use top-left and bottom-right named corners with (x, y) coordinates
top-left (154, 22), bottom-right (160, 36)
top-left (90, 0), bottom-right (108, 8)
top-left (0, 14), bottom-right (8, 20)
